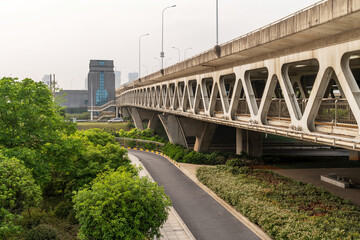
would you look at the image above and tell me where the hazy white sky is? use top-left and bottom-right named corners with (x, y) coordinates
top-left (0, 0), bottom-right (318, 89)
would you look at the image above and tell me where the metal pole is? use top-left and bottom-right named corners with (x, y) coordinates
top-left (216, 0), bottom-right (219, 45)
top-left (139, 33), bottom-right (149, 79)
top-left (161, 5), bottom-right (176, 69)
top-left (184, 47), bottom-right (192, 60)
top-left (172, 47), bottom-right (180, 62)
top-left (90, 81), bottom-right (93, 121)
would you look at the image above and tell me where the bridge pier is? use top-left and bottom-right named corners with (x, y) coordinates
top-left (236, 129), bottom-right (262, 157)
top-left (349, 151), bottom-right (360, 161)
top-left (158, 114), bottom-right (218, 152)
top-left (178, 118), bottom-right (217, 152)
top-left (158, 114), bottom-right (188, 147)
top-left (129, 107), bottom-right (144, 130)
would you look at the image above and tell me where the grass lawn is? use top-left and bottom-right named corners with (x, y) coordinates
top-left (197, 166), bottom-right (360, 240)
top-left (76, 122), bottom-right (129, 131)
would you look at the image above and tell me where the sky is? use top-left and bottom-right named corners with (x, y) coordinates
top-left (0, 0), bottom-right (318, 90)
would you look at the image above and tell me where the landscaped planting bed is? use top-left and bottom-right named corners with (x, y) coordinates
top-left (197, 166), bottom-right (360, 239)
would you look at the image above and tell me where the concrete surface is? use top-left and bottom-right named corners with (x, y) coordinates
top-left (273, 168), bottom-right (360, 206)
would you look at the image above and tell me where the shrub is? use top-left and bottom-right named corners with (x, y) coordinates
top-left (183, 151), bottom-right (206, 164)
top-left (205, 152), bottom-right (226, 165)
top-left (1, 147), bottom-right (51, 187)
top-left (197, 166), bottom-right (360, 239)
top-left (54, 202), bottom-right (73, 219)
top-left (73, 169), bottom-right (171, 240)
top-left (25, 224), bottom-right (57, 240)
top-left (78, 128), bottom-right (115, 146)
top-left (0, 155), bottom-right (42, 237)
top-left (21, 208), bottom-right (47, 230)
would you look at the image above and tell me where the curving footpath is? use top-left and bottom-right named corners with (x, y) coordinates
top-left (128, 149), bottom-right (262, 240)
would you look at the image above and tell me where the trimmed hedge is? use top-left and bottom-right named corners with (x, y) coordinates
top-left (197, 165), bottom-right (360, 239)
top-left (117, 128), bottom-right (166, 143)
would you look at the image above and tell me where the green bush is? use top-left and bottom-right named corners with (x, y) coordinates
top-left (118, 128), bottom-right (166, 143)
top-left (0, 155), bottom-right (42, 237)
top-left (73, 168), bottom-right (171, 240)
top-left (0, 147), bottom-right (51, 187)
top-left (54, 202), bottom-right (73, 219)
top-left (183, 151), bottom-right (206, 164)
top-left (25, 224), bottom-right (57, 240)
top-left (20, 208), bottom-right (48, 230)
top-left (78, 128), bottom-right (115, 146)
top-left (205, 152), bottom-right (226, 165)
top-left (197, 166), bottom-right (360, 239)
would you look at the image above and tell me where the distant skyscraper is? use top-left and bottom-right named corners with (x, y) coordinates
top-left (128, 72), bottom-right (138, 82)
top-left (88, 60), bottom-right (115, 107)
top-left (114, 71), bottom-right (121, 88)
top-left (84, 76), bottom-right (88, 90)
top-left (41, 74), bottom-right (51, 87)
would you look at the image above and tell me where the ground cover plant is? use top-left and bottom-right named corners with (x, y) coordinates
top-left (197, 165), bottom-right (360, 239)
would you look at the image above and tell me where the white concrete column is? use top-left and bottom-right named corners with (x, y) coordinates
top-left (236, 128), bottom-right (262, 157)
top-left (158, 114), bottom-right (188, 147)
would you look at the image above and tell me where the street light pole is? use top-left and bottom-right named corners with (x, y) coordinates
top-left (184, 47), bottom-right (192, 60)
top-left (161, 5), bottom-right (176, 69)
top-left (172, 47), bottom-right (180, 62)
top-left (216, 0), bottom-right (219, 45)
top-left (139, 33), bottom-right (149, 79)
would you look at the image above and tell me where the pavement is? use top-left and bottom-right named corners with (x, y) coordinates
top-left (273, 168), bottom-right (360, 206)
top-left (129, 149), bottom-right (265, 240)
top-left (129, 153), bottom-right (195, 240)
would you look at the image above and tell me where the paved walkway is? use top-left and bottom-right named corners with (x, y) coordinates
top-left (129, 154), bottom-right (195, 240)
top-left (129, 149), bottom-right (261, 240)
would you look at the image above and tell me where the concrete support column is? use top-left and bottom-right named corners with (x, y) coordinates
top-left (236, 128), bottom-right (262, 157)
top-left (349, 151), bottom-right (360, 161)
top-left (129, 107), bottom-right (144, 130)
top-left (178, 117), bottom-right (217, 152)
top-left (115, 107), bottom-right (119, 118)
top-left (193, 123), bottom-right (217, 152)
top-left (147, 112), bottom-right (159, 130)
top-left (158, 114), bottom-right (188, 147)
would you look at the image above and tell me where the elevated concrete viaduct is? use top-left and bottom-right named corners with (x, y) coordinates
top-left (115, 0), bottom-right (360, 159)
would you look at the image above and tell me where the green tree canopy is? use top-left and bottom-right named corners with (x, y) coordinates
top-left (73, 169), bottom-right (171, 240)
top-left (0, 77), bottom-right (75, 148)
top-left (0, 154), bottom-right (42, 238)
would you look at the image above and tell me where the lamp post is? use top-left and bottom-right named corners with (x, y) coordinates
top-left (161, 5), bottom-right (176, 69)
top-left (172, 47), bottom-right (180, 62)
top-left (216, 0), bottom-right (219, 45)
top-left (139, 33), bottom-right (150, 79)
top-left (184, 47), bottom-right (192, 60)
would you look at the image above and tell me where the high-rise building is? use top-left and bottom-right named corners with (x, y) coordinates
top-left (114, 71), bottom-right (121, 88)
top-left (88, 60), bottom-right (115, 107)
top-left (41, 74), bottom-right (51, 87)
top-left (55, 60), bottom-right (116, 116)
top-left (128, 72), bottom-right (138, 83)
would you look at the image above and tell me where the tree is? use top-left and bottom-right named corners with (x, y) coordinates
top-left (0, 154), bottom-right (42, 238)
top-left (0, 77), bottom-right (75, 148)
top-left (73, 169), bottom-right (172, 240)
